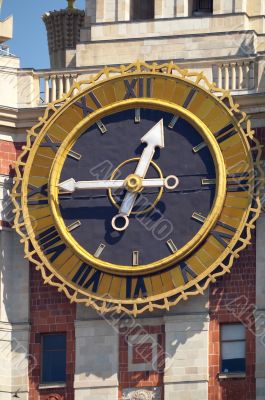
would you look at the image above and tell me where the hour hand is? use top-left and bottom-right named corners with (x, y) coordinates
top-left (58, 178), bottom-right (125, 192)
top-left (111, 175), bottom-right (179, 232)
top-left (58, 176), bottom-right (179, 193)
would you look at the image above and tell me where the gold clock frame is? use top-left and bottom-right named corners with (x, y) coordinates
top-left (12, 61), bottom-right (264, 316)
top-left (49, 98), bottom-right (227, 275)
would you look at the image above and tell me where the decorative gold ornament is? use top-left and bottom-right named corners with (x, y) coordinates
top-left (67, 0), bottom-right (75, 10)
top-left (124, 174), bottom-right (143, 193)
top-left (12, 61), bottom-right (264, 316)
top-left (108, 158), bottom-right (164, 216)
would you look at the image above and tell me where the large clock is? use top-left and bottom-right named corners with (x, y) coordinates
top-left (12, 62), bottom-right (264, 315)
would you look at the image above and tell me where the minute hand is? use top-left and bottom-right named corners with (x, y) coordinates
top-left (134, 119), bottom-right (165, 177)
top-left (112, 120), bottom-right (165, 231)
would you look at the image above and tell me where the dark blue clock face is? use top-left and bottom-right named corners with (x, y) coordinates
top-left (59, 107), bottom-right (215, 266)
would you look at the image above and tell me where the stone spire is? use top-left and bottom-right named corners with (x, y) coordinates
top-left (42, 1), bottom-right (85, 68)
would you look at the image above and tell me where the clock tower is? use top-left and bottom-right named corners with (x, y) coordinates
top-left (1, 1), bottom-right (265, 400)
top-left (20, 1), bottom-right (265, 399)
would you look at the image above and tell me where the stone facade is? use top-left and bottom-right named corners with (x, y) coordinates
top-left (0, 230), bottom-right (30, 400)
top-left (74, 318), bottom-right (119, 400)
top-left (75, 0), bottom-right (265, 69)
top-left (164, 313), bottom-right (209, 399)
top-left (74, 293), bottom-right (209, 400)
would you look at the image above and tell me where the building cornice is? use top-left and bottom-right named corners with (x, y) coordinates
top-left (0, 105), bottom-right (44, 129)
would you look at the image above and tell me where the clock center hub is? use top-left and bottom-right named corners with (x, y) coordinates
top-left (108, 157), bottom-right (164, 215)
top-left (124, 174), bottom-right (143, 193)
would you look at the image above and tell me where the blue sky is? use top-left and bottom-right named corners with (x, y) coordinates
top-left (1, 0), bottom-right (85, 69)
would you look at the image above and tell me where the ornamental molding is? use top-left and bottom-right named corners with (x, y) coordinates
top-left (46, 395), bottom-right (63, 400)
top-left (122, 388), bottom-right (160, 400)
top-left (43, 9), bottom-right (85, 52)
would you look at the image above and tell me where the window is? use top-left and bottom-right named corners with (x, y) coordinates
top-left (131, 0), bottom-right (155, 21)
top-left (221, 324), bottom-right (246, 373)
top-left (193, 0), bottom-right (213, 15)
top-left (41, 334), bottom-right (66, 384)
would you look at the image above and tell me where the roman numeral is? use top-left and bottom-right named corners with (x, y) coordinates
top-left (201, 173), bottom-right (250, 192)
top-left (72, 263), bottom-right (91, 286)
top-left (183, 88), bottom-right (197, 108)
top-left (169, 88), bottom-right (196, 129)
top-left (124, 78), bottom-right (152, 99)
top-left (72, 263), bottom-right (102, 292)
top-left (126, 277), bottom-right (147, 298)
top-left (40, 134), bottom-right (60, 153)
top-left (36, 226), bottom-right (66, 262)
top-left (75, 92), bottom-right (102, 116)
top-left (226, 173), bottom-right (250, 192)
top-left (179, 261), bottom-right (197, 284)
top-left (74, 94), bottom-right (107, 134)
top-left (193, 123), bottom-right (237, 152)
top-left (192, 212), bottom-right (237, 247)
top-left (211, 221), bottom-right (236, 247)
top-left (139, 77), bottom-right (152, 97)
top-left (89, 91), bottom-right (102, 108)
top-left (215, 123), bottom-right (237, 144)
top-left (28, 183), bottom-right (48, 205)
top-left (124, 79), bottom-right (137, 98)
top-left (75, 95), bottom-right (94, 116)
top-left (40, 134), bottom-right (81, 159)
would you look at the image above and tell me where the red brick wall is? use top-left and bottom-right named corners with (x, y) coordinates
top-left (119, 325), bottom-right (165, 399)
top-left (29, 266), bottom-right (76, 400)
top-left (208, 237), bottom-right (256, 400)
top-left (0, 139), bottom-right (24, 227)
top-left (0, 139), bottom-right (24, 175)
top-left (208, 127), bottom-right (265, 399)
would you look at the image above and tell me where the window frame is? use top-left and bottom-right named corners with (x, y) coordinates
top-left (220, 323), bottom-right (246, 374)
top-left (193, 0), bottom-right (213, 15)
top-left (130, 0), bottom-right (155, 22)
top-left (40, 333), bottom-right (67, 385)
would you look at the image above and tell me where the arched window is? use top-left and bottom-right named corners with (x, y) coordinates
top-left (131, 0), bottom-right (155, 21)
top-left (193, 0), bottom-right (213, 15)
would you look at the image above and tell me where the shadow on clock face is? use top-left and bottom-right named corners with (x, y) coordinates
top-left (59, 107), bottom-right (215, 266)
